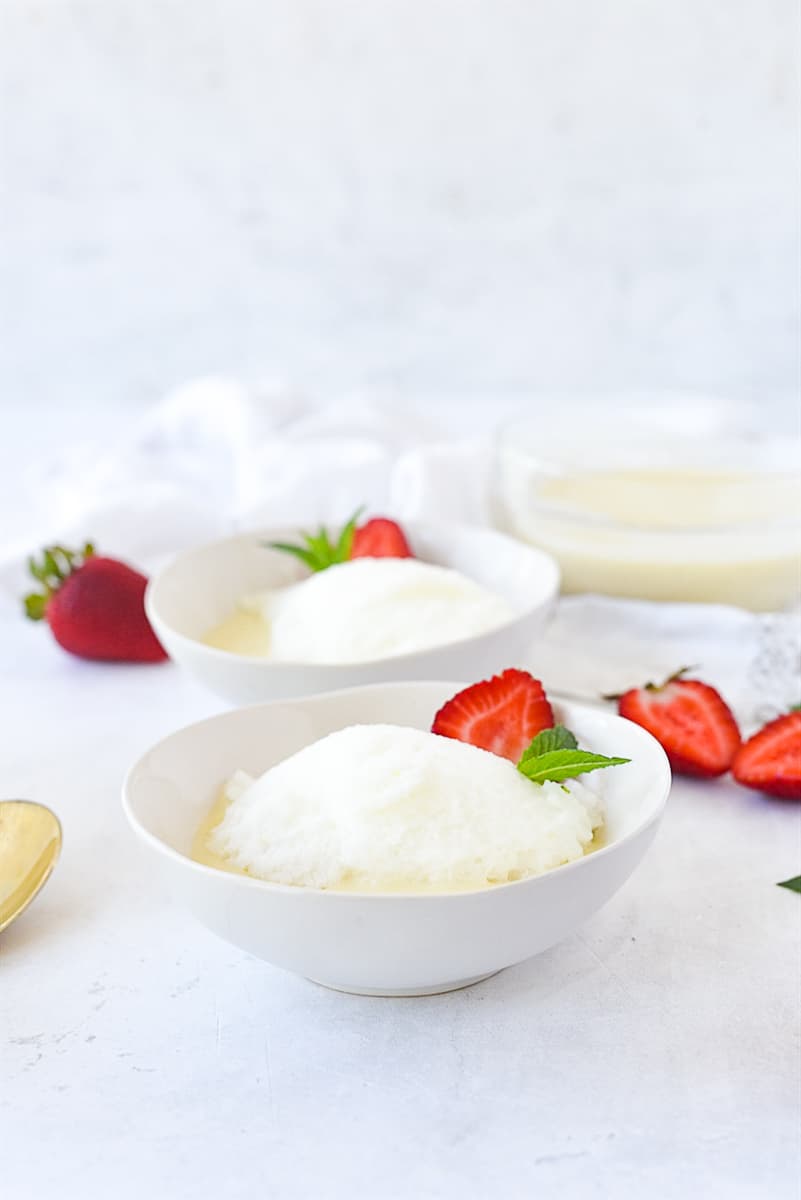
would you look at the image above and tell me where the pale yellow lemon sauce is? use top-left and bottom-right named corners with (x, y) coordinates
top-left (191, 787), bottom-right (248, 876)
top-left (501, 467), bottom-right (801, 609)
top-left (537, 468), bottom-right (798, 528)
top-left (191, 786), bottom-right (605, 893)
top-left (203, 608), bottom-right (271, 657)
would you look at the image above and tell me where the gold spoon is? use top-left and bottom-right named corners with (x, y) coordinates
top-left (0, 800), bottom-right (62, 934)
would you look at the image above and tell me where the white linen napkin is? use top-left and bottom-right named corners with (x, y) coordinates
top-left (3, 379), bottom-right (799, 728)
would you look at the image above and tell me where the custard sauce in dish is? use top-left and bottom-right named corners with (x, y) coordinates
top-left (203, 558), bottom-right (513, 665)
top-left (191, 724), bottom-right (604, 893)
top-left (495, 401), bottom-right (801, 611)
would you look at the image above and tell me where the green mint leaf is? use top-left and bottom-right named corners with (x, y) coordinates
top-left (777, 875), bottom-right (801, 894)
top-left (517, 749), bottom-right (630, 785)
top-left (790, 704), bottom-right (801, 713)
top-left (519, 725), bottom-right (578, 763)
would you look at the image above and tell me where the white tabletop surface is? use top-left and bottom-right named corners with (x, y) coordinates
top-left (2, 608), bottom-right (800, 1199)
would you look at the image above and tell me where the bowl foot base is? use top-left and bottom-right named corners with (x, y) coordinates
top-left (307, 970), bottom-right (501, 997)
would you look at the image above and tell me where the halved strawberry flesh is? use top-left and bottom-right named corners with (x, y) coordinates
top-left (432, 668), bottom-right (554, 762)
top-left (618, 678), bottom-right (740, 777)
top-left (350, 517), bottom-right (412, 560)
top-left (732, 711), bottom-right (801, 800)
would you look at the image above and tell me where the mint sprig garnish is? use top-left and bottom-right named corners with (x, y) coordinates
top-left (516, 724), bottom-right (629, 784)
top-left (518, 750), bottom-right (630, 784)
top-left (266, 508), bottom-right (363, 573)
top-left (519, 725), bottom-right (578, 761)
top-left (777, 875), bottom-right (801, 894)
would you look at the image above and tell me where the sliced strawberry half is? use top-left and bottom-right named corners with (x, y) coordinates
top-left (732, 711), bottom-right (801, 800)
top-left (616, 669), bottom-right (740, 778)
top-left (350, 517), bottom-right (412, 560)
top-left (432, 669), bottom-right (554, 762)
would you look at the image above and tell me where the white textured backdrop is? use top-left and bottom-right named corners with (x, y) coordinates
top-left (1, 0), bottom-right (799, 412)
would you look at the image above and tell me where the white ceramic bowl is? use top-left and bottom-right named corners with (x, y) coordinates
top-left (123, 682), bottom-right (670, 996)
top-left (145, 521), bottom-right (560, 703)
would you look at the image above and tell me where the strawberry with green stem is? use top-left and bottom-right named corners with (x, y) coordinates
top-left (24, 542), bottom-right (167, 663)
top-left (268, 509), bottom-right (413, 572)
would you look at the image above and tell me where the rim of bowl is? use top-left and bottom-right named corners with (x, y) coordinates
top-left (145, 519), bottom-right (561, 669)
top-left (121, 684), bottom-right (672, 901)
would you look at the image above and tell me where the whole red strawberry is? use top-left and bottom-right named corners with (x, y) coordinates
top-left (270, 510), bottom-right (414, 571)
top-left (615, 668), bottom-right (740, 778)
top-left (432, 669), bottom-right (554, 762)
top-left (732, 710), bottom-right (801, 800)
top-left (24, 542), bottom-right (167, 663)
top-left (350, 517), bottom-right (412, 560)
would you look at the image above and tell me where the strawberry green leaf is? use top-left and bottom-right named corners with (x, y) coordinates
top-left (27, 556), bottom-right (48, 584)
top-left (42, 549), bottom-right (62, 578)
top-left (519, 725), bottom-right (578, 763)
top-left (603, 665), bottom-right (702, 702)
top-left (23, 541), bottom-right (96, 620)
top-left (777, 875), bottom-right (801, 894)
top-left (334, 507), bottom-right (363, 561)
top-left (266, 508), bottom-right (365, 573)
top-left (23, 592), bottom-right (47, 621)
top-left (306, 529), bottom-right (331, 559)
top-left (517, 749), bottom-right (630, 785)
top-left (266, 542), bottom-right (322, 571)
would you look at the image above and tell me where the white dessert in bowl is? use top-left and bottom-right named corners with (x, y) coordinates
top-left (146, 520), bottom-right (560, 703)
top-left (123, 680), bottom-right (670, 995)
top-left (206, 558), bottom-right (514, 664)
top-left (193, 724), bottom-right (604, 893)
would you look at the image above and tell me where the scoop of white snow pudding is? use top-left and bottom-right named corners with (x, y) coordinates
top-left (208, 724), bottom-right (604, 892)
top-left (253, 558), bottom-right (514, 663)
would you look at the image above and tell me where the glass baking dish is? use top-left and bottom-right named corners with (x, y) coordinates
top-left (492, 397), bottom-right (801, 611)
